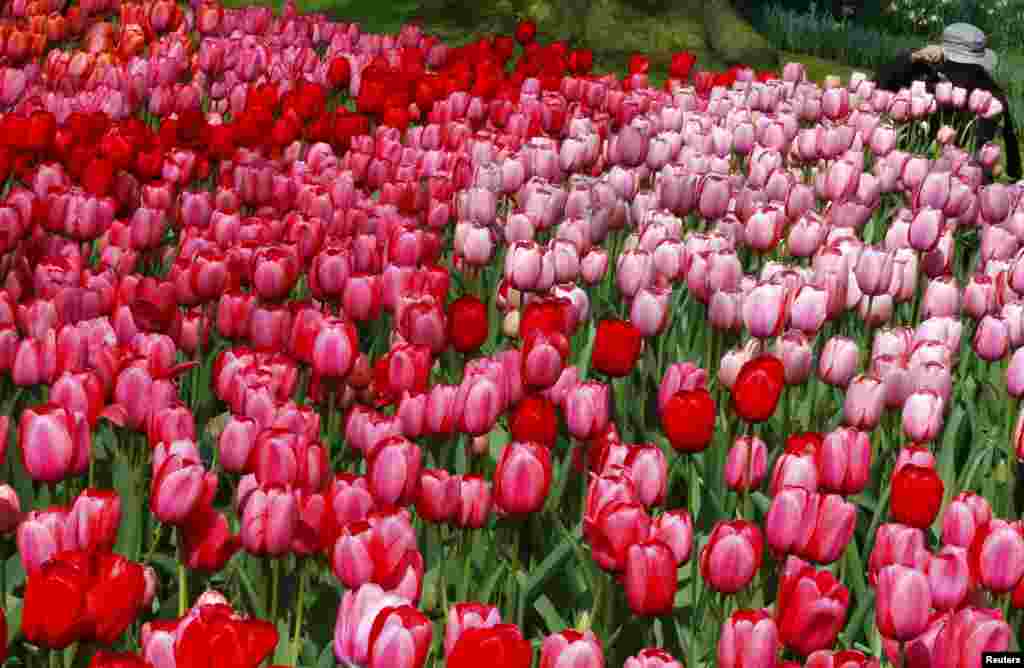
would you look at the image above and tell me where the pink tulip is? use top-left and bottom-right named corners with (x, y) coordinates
top-left (818, 428), bottom-right (871, 496)
top-left (367, 436), bottom-right (422, 508)
top-left (648, 509), bottom-right (693, 565)
top-left (19, 403), bottom-right (90, 484)
top-left (364, 605), bottom-right (432, 668)
top-left (932, 606), bottom-right (1011, 668)
top-left (17, 507), bottom-right (68, 575)
top-left (453, 474), bottom-right (492, 529)
top-left (971, 520), bottom-right (1024, 593)
top-left (718, 609), bottom-right (779, 668)
top-left (902, 389), bottom-right (945, 443)
top-left (927, 545), bottom-right (969, 610)
top-left (843, 374), bottom-right (885, 430)
top-left (818, 336), bottom-right (859, 387)
top-left (942, 491), bottom-right (992, 548)
top-left (724, 436), bottom-right (767, 492)
top-left (564, 381), bottom-right (610, 441)
top-left (334, 583), bottom-right (411, 667)
top-left (700, 520), bottom-right (763, 594)
top-left (240, 485), bottom-right (298, 557)
top-left (494, 441), bottom-right (552, 516)
top-left (624, 648), bottom-right (683, 668)
top-left (150, 455), bottom-right (209, 526)
top-left (876, 564), bottom-right (932, 640)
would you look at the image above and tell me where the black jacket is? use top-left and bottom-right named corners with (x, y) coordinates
top-left (874, 49), bottom-right (1022, 180)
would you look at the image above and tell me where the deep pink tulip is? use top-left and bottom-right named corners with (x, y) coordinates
top-left (312, 316), bottom-right (359, 379)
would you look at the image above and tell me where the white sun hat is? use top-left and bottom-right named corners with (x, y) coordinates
top-left (941, 23), bottom-right (998, 74)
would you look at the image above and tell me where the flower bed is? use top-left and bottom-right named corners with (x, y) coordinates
top-left (0, 1), bottom-right (1021, 667)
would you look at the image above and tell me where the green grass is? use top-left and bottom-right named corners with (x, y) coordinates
top-left (222, 0), bottom-right (868, 88)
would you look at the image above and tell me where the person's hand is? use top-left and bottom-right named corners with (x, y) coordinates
top-left (912, 45), bottom-right (944, 64)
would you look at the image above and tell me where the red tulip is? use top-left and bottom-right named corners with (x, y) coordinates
top-left (23, 549), bottom-right (147, 649)
top-left (624, 539), bottom-right (677, 616)
top-left (589, 500), bottom-right (651, 572)
top-left (87, 651), bottom-right (151, 668)
top-left (662, 389), bottom-right (716, 453)
top-left (509, 394), bottom-right (558, 446)
top-left (175, 602), bottom-right (279, 668)
top-left (448, 295), bottom-right (489, 354)
top-left (775, 557), bottom-right (849, 656)
top-left (514, 20), bottom-right (537, 45)
top-left (732, 355), bottom-right (785, 423)
top-left (669, 52), bottom-right (697, 80)
top-left (448, 624), bottom-right (533, 668)
top-left (591, 319), bottom-right (642, 377)
top-left (804, 650), bottom-right (880, 668)
top-left (891, 464), bottom-right (944, 529)
top-left (628, 54), bottom-right (650, 74)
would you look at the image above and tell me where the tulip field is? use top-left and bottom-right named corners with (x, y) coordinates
top-left (2, 0), bottom-right (1024, 667)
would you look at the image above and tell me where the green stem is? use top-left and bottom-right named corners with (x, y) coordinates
top-left (177, 530), bottom-right (189, 617)
top-left (270, 558), bottom-right (281, 624)
top-left (291, 562), bottom-right (308, 666)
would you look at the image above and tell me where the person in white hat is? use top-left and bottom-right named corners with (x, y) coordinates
top-left (875, 23), bottom-right (1020, 180)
